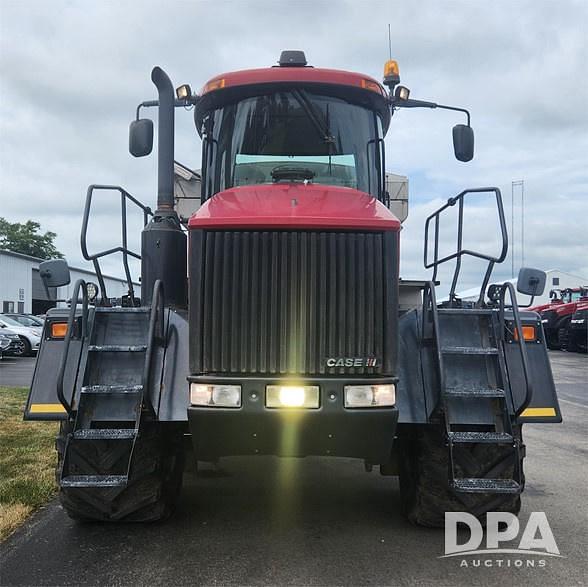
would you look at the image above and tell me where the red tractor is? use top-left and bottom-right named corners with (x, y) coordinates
top-left (531, 287), bottom-right (588, 350)
top-left (26, 52), bottom-right (561, 527)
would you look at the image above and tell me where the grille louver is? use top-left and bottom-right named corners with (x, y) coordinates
top-left (189, 230), bottom-right (398, 376)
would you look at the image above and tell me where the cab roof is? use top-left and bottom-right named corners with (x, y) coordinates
top-left (200, 66), bottom-right (387, 98)
top-left (195, 53), bottom-right (391, 135)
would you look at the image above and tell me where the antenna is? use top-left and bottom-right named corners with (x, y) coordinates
top-left (388, 24), bottom-right (392, 60)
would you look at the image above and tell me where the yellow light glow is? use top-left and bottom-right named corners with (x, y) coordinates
top-left (279, 386), bottom-right (306, 407)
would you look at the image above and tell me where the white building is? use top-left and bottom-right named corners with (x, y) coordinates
top-left (456, 269), bottom-right (588, 306)
top-left (0, 250), bottom-right (140, 314)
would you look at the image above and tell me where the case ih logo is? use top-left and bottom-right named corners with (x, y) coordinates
top-left (325, 357), bottom-right (378, 368)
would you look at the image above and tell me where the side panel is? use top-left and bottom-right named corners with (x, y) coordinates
top-left (156, 308), bottom-right (190, 421)
top-left (24, 309), bottom-right (85, 420)
top-left (396, 309), bottom-right (429, 423)
top-left (506, 311), bottom-right (562, 423)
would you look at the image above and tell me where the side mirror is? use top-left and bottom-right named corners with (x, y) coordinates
top-left (129, 119), bottom-right (153, 157)
top-left (452, 124), bottom-right (474, 162)
top-left (517, 267), bottom-right (546, 297)
top-left (39, 259), bottom-right (71, 288)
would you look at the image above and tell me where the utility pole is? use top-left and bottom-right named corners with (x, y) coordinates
top-left (512, 180), bottom-right (524, 276)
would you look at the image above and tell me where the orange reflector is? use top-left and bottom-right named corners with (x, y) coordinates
top-left (361, 78), bottom-right (384, 94)
top-left (51, 322), bottom-right (68, 338)
top-left (513, 325), bottom-right (536, 341)
top-left (202, 78), bottom-right (225, 94)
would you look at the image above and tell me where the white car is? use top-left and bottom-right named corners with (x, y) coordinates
top-left (0, 315), bottom-right (41, 356)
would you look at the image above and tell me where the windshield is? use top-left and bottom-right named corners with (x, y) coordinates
top-left (0, 316), bottom-right (22, 327)
top-left (201, 90), bottom-right (384, 199)
top-left (7, 315), bottom-right (43, 327)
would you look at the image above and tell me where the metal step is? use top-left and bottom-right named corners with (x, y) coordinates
top-left (88, 345), bottom-right (147, 352)
top-left (448, 431), bottom-right (513, 444)
top-left (444, 387), bottom-right (505, 398)
top-left (61, 474), bottom-right (128, 488)
top-left (452, 478), bottom-right (521, 494)
top-left (95, 307), bottom-right (150, 313)
top-left (81, 384), bottom-right (144, 394)
top-left (437, 308), bottom-right (494, 316)
top-left (441, 345), bottom-right (498, 355)
top-left (73, 428), bottom-right (136, 440)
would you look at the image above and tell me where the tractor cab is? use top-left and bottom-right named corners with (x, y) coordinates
top-left (195, 52), bottom-right (390, 204)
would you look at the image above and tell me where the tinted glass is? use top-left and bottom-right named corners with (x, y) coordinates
top-left (202, 90), bottom-right (383, 199)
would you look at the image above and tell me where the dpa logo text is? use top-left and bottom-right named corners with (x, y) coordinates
top-left (441, 512), bottom-right (564, 567)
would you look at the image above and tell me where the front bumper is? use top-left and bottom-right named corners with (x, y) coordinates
top-left (5, 340), bottom-right (25, 355)
top-left (188, 377), bottom-right (398, 461)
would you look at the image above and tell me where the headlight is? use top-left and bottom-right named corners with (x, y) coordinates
top-left (266, 385), bottom-right (320, 408)
top-left (344, 384), bottom-right (396, 408)
top-left (190, 384), bottom-right (241, 407)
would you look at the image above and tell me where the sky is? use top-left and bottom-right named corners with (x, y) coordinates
top-left (1, 0), bottom-right (587, 295)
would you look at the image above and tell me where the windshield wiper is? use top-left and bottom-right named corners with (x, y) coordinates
top-left (292, 90), bottom-right (335, 147)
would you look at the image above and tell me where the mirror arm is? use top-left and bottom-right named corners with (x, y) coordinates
top-left (136, 100), bottom-right (159, 120)
top-left (135, 98), bottom-right (199, 120)
top-left (390, 98), bottom-right (471, 126)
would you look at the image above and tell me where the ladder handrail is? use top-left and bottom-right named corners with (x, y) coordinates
top-left (56, 279), bottom-right (89, 416)
top-left (423, 187), bottom-right (508, 305)
top-left (499, 281), bottom-right (533, 417)
top-left (81, 184), bottom-right (152, 305)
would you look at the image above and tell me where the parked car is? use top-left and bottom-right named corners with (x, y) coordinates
top-left (0, 316), bottom-right (41, 356)
top-left (0, 332), bottom-right (10, 359)
top-left (2, 313), bottom-right (45, 330)
top-left (0, 328), bottom-right (26, 358)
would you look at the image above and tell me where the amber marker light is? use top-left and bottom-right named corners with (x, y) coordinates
top-left (513, 325), bottom-right (537, 341)
top-left (202, 78), bottom-right (226, 94)
top-left (361, 78), bottom-right (384, 94)
top-left (50, 322), bottom-right (68, 338)
top-left (383, 59), bottom-right (399, 79)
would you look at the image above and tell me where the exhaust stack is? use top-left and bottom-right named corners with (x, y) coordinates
top-left (151, 66), bottom-right (175, 211)
top-left (141, 66), bottom-right (187, 307)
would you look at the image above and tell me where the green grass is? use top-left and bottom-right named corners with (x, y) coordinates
top-left (0, 386), bottom-right (58, 541)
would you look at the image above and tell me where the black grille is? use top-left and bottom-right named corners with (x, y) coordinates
top-left (189, 230), bottom-right (398, 376)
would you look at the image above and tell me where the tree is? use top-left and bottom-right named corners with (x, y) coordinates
top-left (0, 217), bottom-right (63, 260)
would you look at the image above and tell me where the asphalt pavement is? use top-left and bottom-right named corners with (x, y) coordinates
top-left (0, 357), bottom-right (36, 388)
top-left (1, 351), bottom-right (586, 586)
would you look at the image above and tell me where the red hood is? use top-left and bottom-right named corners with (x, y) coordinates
top-left (533, 300), bottom-right (582, 317)
top-left (188, 184), bottom-right (401, 231)
top-left (529, 300), bottom-right (563, 313)
top-left (554, 301), bottom-right (584, 317)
